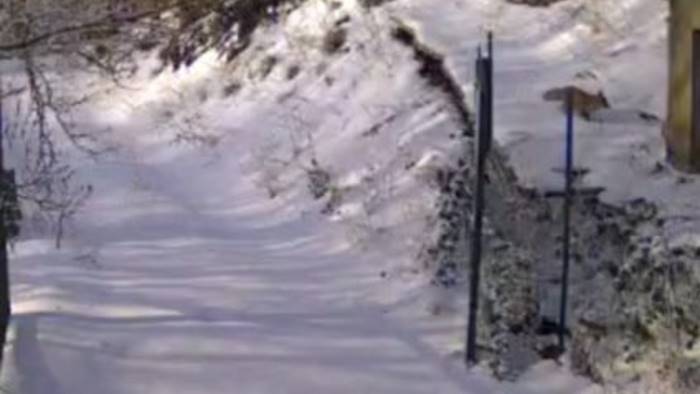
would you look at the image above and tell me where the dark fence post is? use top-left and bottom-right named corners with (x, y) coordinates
top-left (0, 91), bottom-right (10, 365)
top-left (466, 32), bottom-right (493, 366)
top-left (558, 87), bottom-right (574, 353)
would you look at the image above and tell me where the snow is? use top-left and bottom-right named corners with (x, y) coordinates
top-left (391, 0), bottom-right (700, 240)
top-left (0, 0), bottom-right (684, 392)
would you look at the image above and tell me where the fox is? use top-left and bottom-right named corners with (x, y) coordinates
top-left (542, 86), bottom-right (610, 120)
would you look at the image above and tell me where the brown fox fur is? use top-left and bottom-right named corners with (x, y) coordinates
top-left (542, 86), bottom-right (610, 120)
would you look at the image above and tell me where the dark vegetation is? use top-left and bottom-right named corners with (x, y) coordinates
top-left (391, 23), bottom-right (474, 137)
top-left (157, 0), bottom-right (306, 70)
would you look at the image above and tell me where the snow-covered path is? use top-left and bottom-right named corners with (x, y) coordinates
top-left (0, 118), bottom-right (596, 394)
top-left (1, 142), bottom-right (477, 393)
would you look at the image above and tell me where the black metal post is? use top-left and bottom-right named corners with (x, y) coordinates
top-left (0, 91), bottom-right (10, 365)
top-left (466, 33), bottom-right (493, 365)
top-left (484, 32), bottom-right (493, 154)
top-left (558, 87), bottom-right (574, 352)
top-left (487, 31), bottom-right (493, 62)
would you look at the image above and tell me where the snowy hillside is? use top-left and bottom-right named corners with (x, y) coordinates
top-left (394, 0), bottom-right (700, 239)
top-left (0, 0), bottom-right (695, 393)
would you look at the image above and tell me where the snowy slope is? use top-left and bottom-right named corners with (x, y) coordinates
top-left (392, 0), bottom-right (700, 240)
top-left (0, 0), bottom-right (604, 393)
